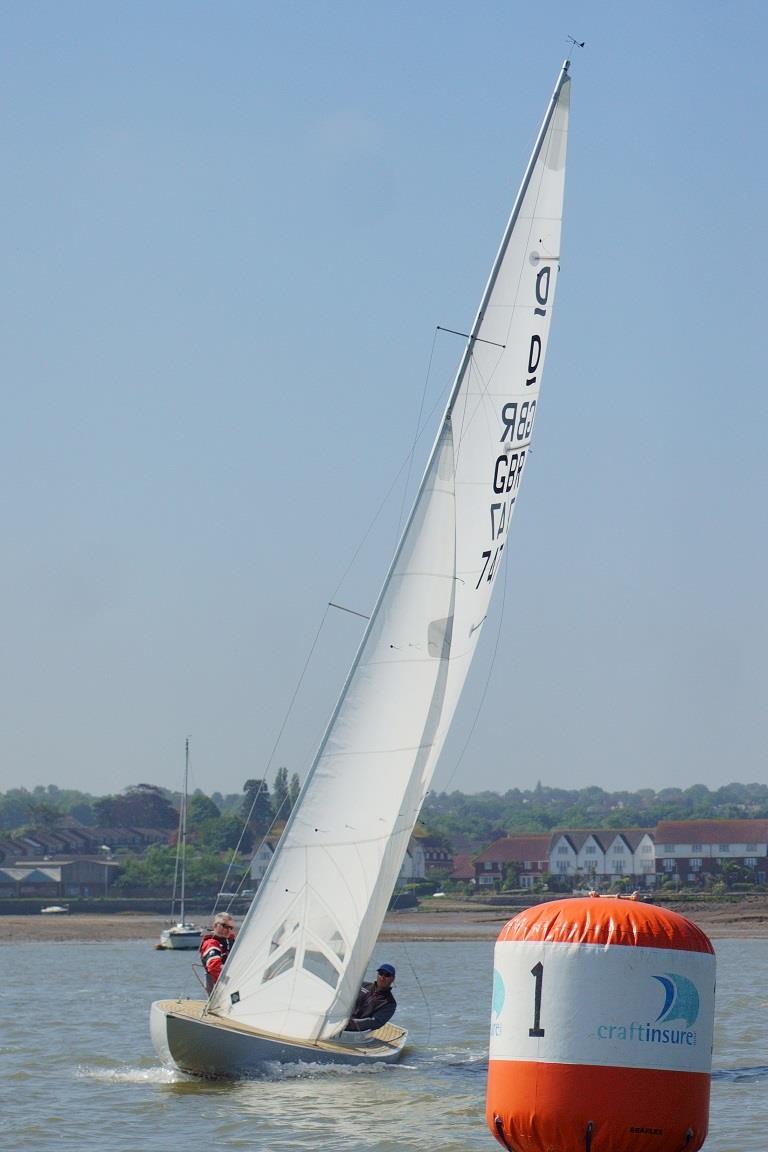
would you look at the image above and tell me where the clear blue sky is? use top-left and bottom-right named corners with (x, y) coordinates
top-left (1, 1), bottom-right (766, 798)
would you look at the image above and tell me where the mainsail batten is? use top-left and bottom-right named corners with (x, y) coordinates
top-left (207, 63), bottom-right (571, 1046)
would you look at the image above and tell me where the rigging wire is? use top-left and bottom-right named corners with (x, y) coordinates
top-left (216, 339), bottom-right (455, 900)
top-left (396, 326), bottom-right (440, 539)
top-left (214, 356), bottom-right (447, 903)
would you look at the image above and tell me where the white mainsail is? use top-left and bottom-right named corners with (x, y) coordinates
top-left (208, 63), bottom-right (570, 1042)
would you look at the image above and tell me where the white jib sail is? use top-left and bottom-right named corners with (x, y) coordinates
top-left (208, 63), bottom-right (570, 1042)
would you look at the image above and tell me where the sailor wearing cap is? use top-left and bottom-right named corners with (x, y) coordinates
top-left (345, 963), bottom-right (397, 1032)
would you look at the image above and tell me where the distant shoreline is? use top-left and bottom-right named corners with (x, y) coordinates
top-left (5, 896), bottom-right (768, 942)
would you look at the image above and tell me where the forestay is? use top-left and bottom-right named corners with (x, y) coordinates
top-left (208, 63), bottom-right (571, 1042)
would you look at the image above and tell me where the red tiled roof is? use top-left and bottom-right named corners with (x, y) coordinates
top-left (655, 819), bottom-right (768, 843)
top-left (451, 854), bottom-right (475, 880)
top-left (475, 835), bottom-right (551, 863)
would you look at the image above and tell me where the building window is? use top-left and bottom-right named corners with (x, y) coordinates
top-left (612, 860), bottom-right (624, 873)
top-left (663, 859), bottom-right (675, 872)
top-left (585, 846), bottom-right (596, 855)
top-left (557, 845), bottom-right (569, 855)
top-left (664, 844), bottom-right (676, 852)
top-left (641, 844), bottom-right (653, 853)
top-left (484, 861), bottom-right (493, 871)
top-left (690, 858), bottom-right (702, 871)
top-left (746, 844), bottom-right (757, 852)
top-left (718, 844), bottom-right (730, 852)
top-left (613, 843), bottom-right (625, 853)
top-left (557, 862), bottom-right (568, 873)
top-left (745, 857), bottom-right (758, 868)
top-left (691, 843), bottom-right (702, 851)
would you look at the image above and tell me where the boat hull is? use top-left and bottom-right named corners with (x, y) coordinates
top-left (158, 928), bottom-right (202, 951)
top-left (150, 999), bottom-right (407, 1077)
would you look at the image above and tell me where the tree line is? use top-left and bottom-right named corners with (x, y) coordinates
top-left (0, 768), bottom-right (302, 853)
top-left (3, 779), bottom-right (768, 856)
top-left (422, 780), bottom-right (768, 850)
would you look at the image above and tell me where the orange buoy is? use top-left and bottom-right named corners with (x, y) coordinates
top-left (487, 895), bottom-right (715, 1152)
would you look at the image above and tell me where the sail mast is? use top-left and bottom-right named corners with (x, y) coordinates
top-left (179, 738), bottom-right (189, 924)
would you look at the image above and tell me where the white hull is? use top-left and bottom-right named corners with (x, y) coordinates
top-left (150, 999), bottom-right (407, 1077)
top-left (159, 924), bottom-right (202, 950)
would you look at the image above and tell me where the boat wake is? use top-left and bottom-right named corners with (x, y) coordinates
top-left (77, 1064), bottom-right (190, 1085)
top-left (230, 1058), bottom-right (397, 1081)
top-left (411, 1047), bottom-right (488, 1069)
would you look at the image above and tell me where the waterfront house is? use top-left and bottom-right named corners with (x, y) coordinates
top-left (655, 819), bottom-right (768, 886)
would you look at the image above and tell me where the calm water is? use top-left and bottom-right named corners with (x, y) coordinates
top-left (1, 937), bottom-right (766, 1151)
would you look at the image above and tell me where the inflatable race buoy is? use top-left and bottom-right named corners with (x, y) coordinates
top-left (487, 895), bottom-right (715, 1152)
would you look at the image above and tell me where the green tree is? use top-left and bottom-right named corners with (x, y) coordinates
top-left (187, 792), bottom-right (221, 827)
top-left (118, 844), bottom-right (178, 889)
top-left (0, 789), bottom-right (35, 829)
top-left (196, 812), bottom-right (253, 853)
top-left (289, 773), bottom-right (301, 808)
top-left (94, 785), bottom-right (178, 829)
top-left (28, 801), bottom-right (62, 828)
top-left (241, 779), bottom-right (272, 834)
top-left (272, 768), bottom-right (289, 819)
top-left (69, 802), bottom-right (96, 825)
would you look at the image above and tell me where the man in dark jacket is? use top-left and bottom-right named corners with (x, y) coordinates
top-left (345, 963), bottom-right (397, 1031)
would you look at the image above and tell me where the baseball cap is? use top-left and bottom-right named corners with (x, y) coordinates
top-left (377, 963), bottom-right (396, 977)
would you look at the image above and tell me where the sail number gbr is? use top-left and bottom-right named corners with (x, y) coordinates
top-left (475, 263), bottom-right (551, 591)
top-left (475, 397), bottom-right (536, 589)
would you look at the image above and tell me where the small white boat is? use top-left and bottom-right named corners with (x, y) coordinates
top-left (41, 904), bottom-right (69, 915)
top-left (151, 58), bottom-right (571, 1076)
top-left (159, 921), bottom-right (202, 950)
top-left (157, 739), bottom-right (202, 951)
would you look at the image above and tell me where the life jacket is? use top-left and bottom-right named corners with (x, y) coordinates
top-left (200, 931), bottom-right (233, 964)
top-left (200, 931), bottom-right (234, 991)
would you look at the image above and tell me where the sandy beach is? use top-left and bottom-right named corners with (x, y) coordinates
top-left (5, 896), bottom-right (768, 943)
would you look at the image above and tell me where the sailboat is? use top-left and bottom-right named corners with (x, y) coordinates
top-left (151, 59), bottom-right (571, 1076)
top-left (158, 739), bottom-right (202, 951)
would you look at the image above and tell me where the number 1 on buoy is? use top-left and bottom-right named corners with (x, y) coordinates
top-left (529, 962), bottom-right (545, 1037)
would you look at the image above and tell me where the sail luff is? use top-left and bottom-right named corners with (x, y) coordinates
top-left (446, 58), bottom-right (570, 421)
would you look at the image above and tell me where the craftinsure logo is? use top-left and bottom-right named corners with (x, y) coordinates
top-left (490, 969), bottom-right (505, 1036)
top-left (597, 972), bottom-right (701, 1048)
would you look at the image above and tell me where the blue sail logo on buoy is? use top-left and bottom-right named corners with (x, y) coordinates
top-left (653, 972), bottom-right (700, 1026)
top-left (491, 969), bottom-right (505, 1033)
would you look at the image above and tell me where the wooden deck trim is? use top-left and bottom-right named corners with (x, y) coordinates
top-left (157, 998), bottom-right (406, 1054)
